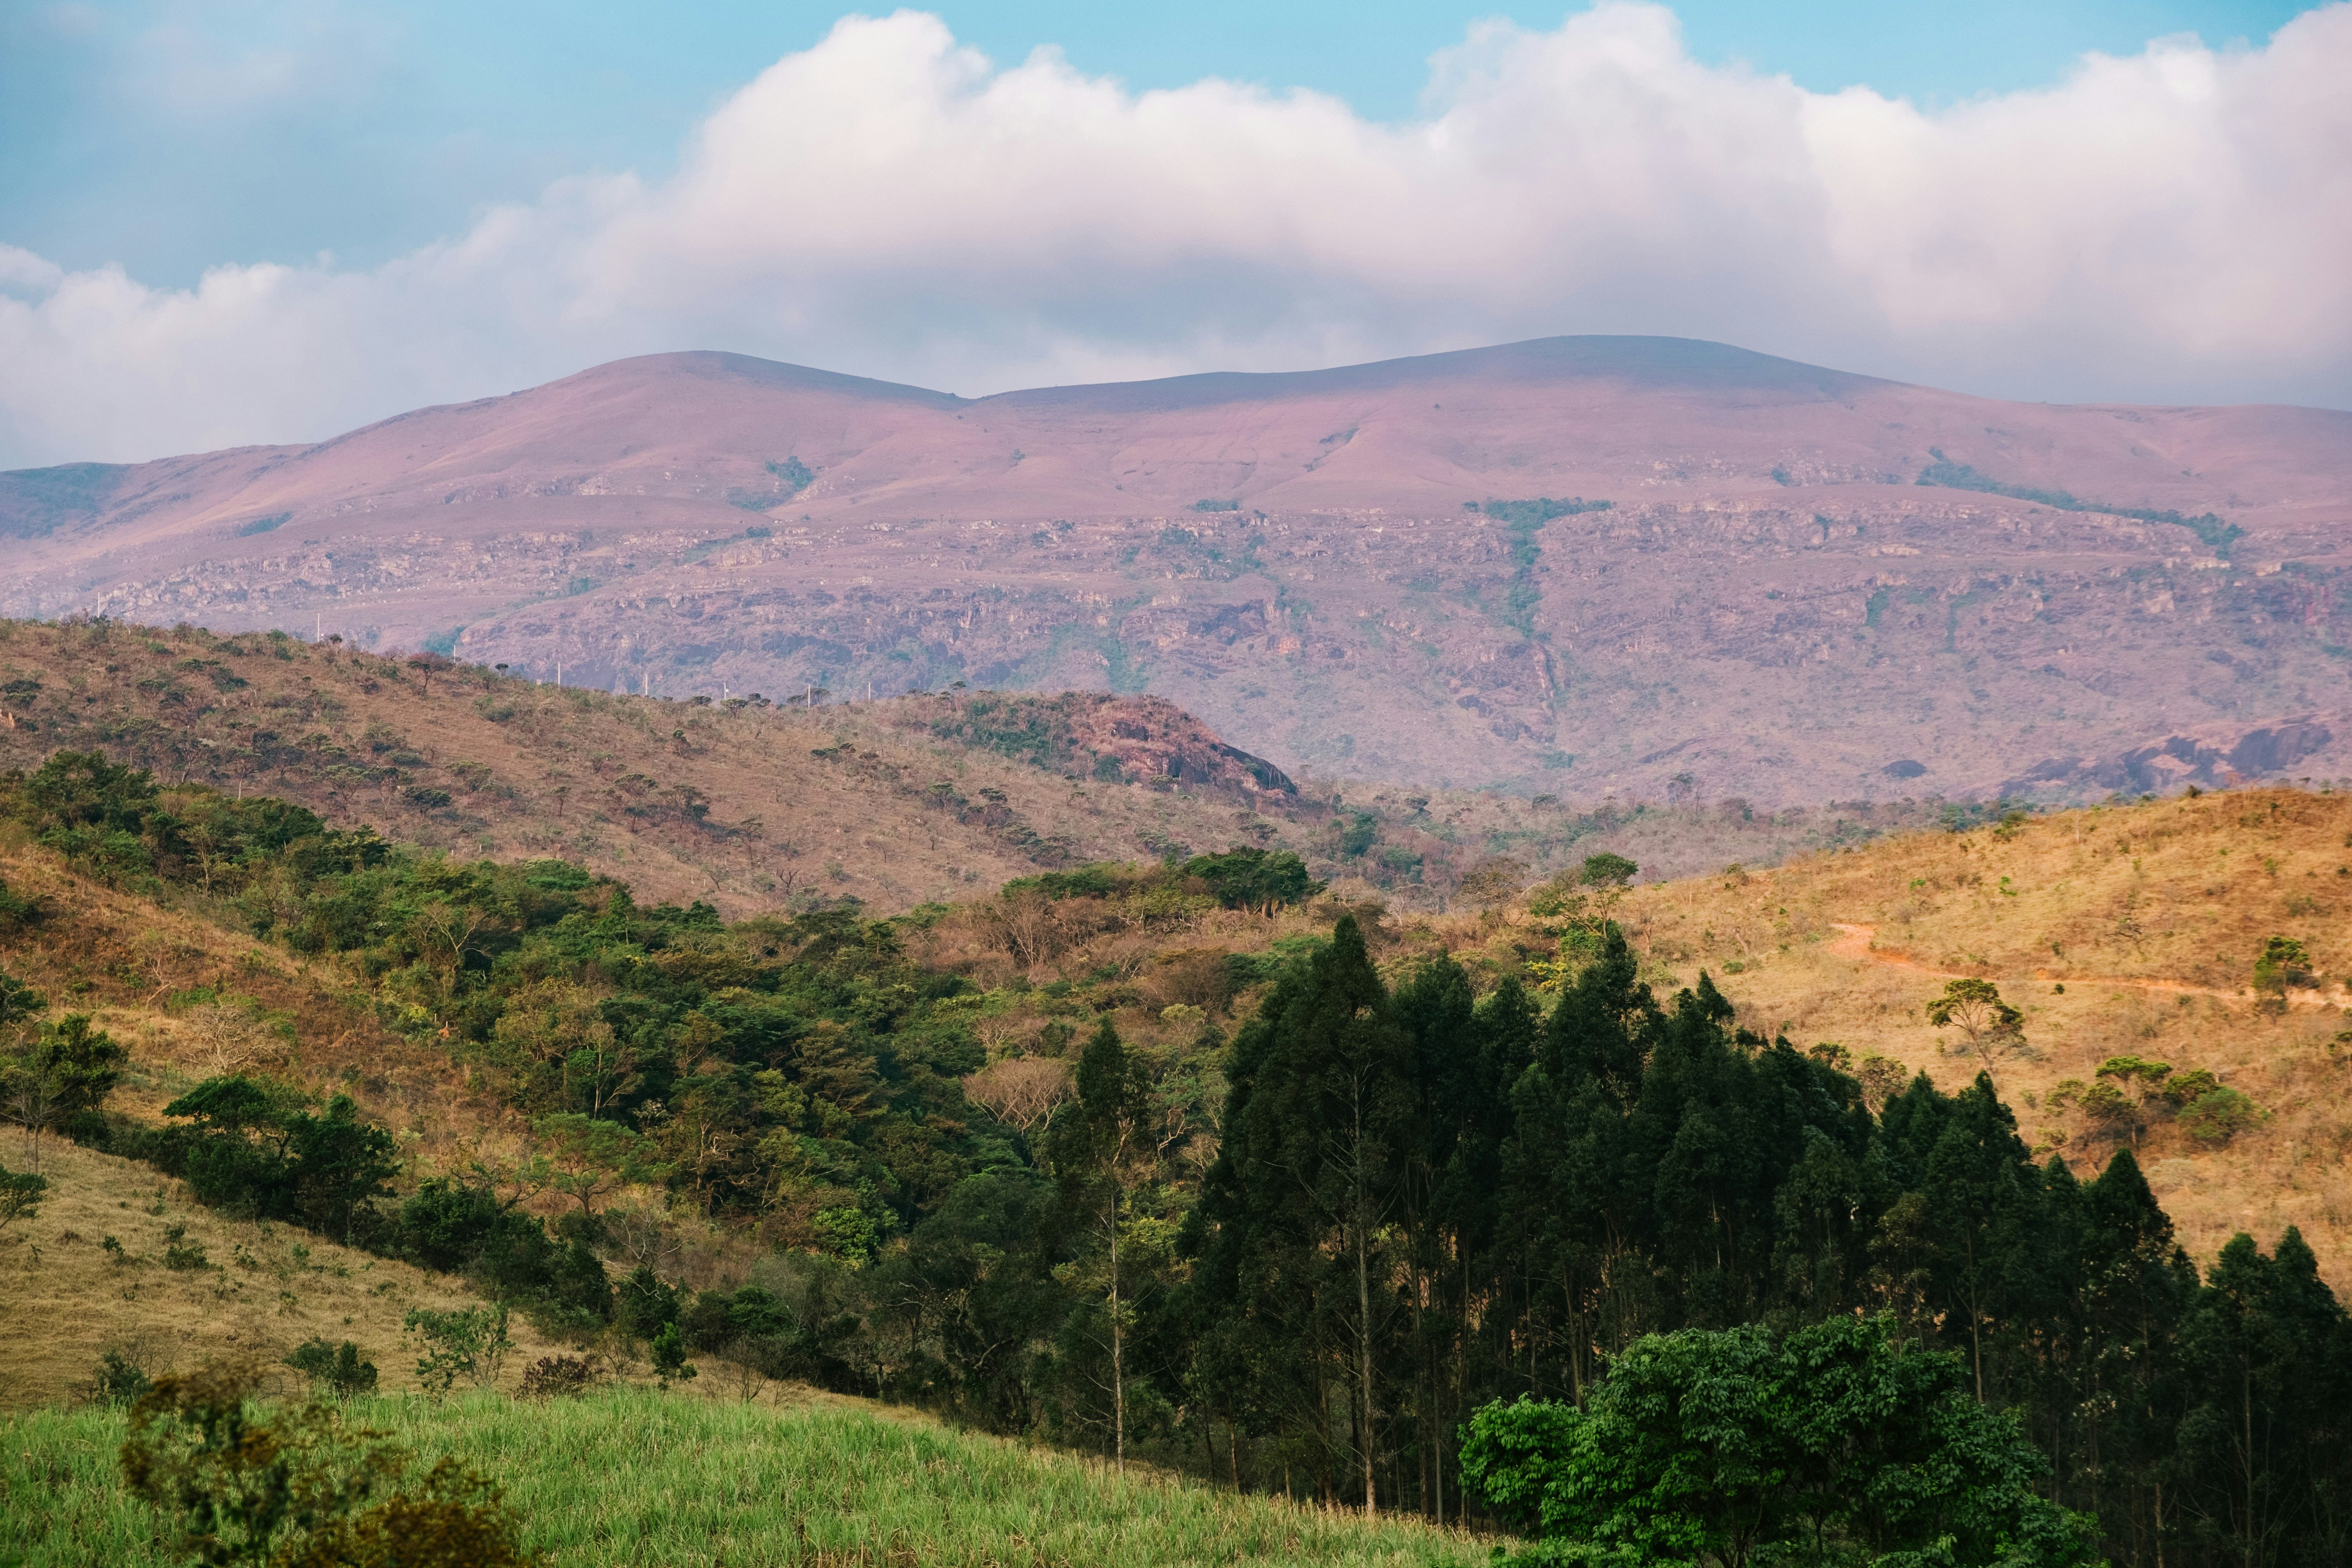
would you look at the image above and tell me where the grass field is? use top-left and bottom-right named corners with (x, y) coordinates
top-left (0, 1388), bottom-right (1488, 1567)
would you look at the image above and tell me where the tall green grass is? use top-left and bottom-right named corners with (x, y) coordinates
top-left (1, 1389), bottom-right (1485, 1566)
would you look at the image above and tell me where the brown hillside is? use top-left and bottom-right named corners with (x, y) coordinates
top-left (1602, 785), bottom-right (2352, 1288)
top-left (0, 617), bottom-right (1953, 913)
top-left (7, 336), bottom-right (2348, 800)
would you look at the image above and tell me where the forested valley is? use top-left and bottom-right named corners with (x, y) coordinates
top-left (4, 746), bottom-right (2349, 1568)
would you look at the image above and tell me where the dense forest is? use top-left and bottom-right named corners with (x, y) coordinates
top-left (5, 747), bottom-right (2349, 1567)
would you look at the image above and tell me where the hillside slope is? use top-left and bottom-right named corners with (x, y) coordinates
top-left (6, 337), bottom-right (2349, 799)
top-left (0, 618), bottom-right (1943, 913)
top-left (5, 1390), bottom-right (1483, 1566)
top-left (1608, 784), bottom-right (2352, 1285)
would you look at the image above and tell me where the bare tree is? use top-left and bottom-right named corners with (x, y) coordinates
top-left (963, 1057), bottom-right (1074, 1133)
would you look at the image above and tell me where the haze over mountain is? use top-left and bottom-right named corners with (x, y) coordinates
top-left (6, 334), bottom-right (2350, 803)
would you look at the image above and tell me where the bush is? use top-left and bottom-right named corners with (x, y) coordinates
top-left (91, 1347), bottom-right (154, 1407)
top-left (617, 1264), bottom-right (681, 1341)
top-left (120, 1363), bottom-right (529, 1567)
top-left (2180, 1086), bottom-right (2262, 1144)
top-left (0, 1156), bottom-right (45, 1234)
top-left (285, 1337), bottom-right (379, 1399)
top-left (651, 1322), bottom-right (696, 1389)
top-left (149, 1076), bottom-right (397, 1245)
top-left (404, 1304), bottom-right (514, 1400)
top-left (162, 1226), bottom-right (209, 1270)
top-left (519, 1354), bottom-right (601, 1399)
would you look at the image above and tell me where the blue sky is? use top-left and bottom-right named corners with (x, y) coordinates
top-left (1, 1), bottom-right (2345, 463)
top-left (0, 1), bottom-right (2308, 286)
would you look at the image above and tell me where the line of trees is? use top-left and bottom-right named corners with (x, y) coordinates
top-left (1183, 918), bottom-right (2352, 1565)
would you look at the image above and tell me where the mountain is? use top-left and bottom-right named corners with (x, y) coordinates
top-left (6, 336), bottom-right (2350, 802)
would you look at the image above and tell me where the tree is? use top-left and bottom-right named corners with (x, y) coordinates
top-left (403, 1305), bottom-right (514, 1400)
top-left (650, 1321), bottom-right (697, 1390)
top-left (2092, 1055), bottom-right (2177, 1148)
top-left (0, 1156), bottom-right (45, 1235)
top-left (0, 967), bottom-right (43, 1038)
top-left (2172, 1227), bottom-right (2352, 1568)
top-left (1454, 856), bottom-right (1530, 911)
top-left (1179, 848), bottom-right (1323, 913)
top-left (2251, 935), bottom-right (2311, 1001)
top-left (1460, 1316), bottom-right (2096, 1568)
top-left (1579, 852), bottom-right (1639, 889)
top-left (1045, 1019), bottom-right (1156, 1470)
top-left (1925, 978), bottom-right (2024, 1085)
top-left (532, 1112), bottom-right (662, 1220)
top-left (1196, 915), bottom-right (1412, 1513)
top-left (285, 1338), bottom-right (379, 1399)
top-left (2, 1012), bottom-right (127, 1171)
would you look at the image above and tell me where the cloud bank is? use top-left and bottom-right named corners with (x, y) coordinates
top-left (3, 2), bottom-right (2348, 466)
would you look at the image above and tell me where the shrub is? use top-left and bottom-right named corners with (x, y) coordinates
top-left (404, 1304), bottom-right (514, 1400)
top-left (285, 1337), bottom-right (379, 1399)
top-left (651, 1322), bottom-right (696, 1389)
top-left (162, 1226), bottom-right (210, 1271)
top-left (519, 1354), bottom-right (601, 1399)
top-left (617, 1264), bottom-right (681, 1340)
top-left (120, 1363), bottom-right (529, 1567)
top-left (91, 1346), bottom-right (155, 1407)
top-left (2180, 1086), bottom-right (2262, 1144)
top-left (0, 1156), bottom-right (45, 1234)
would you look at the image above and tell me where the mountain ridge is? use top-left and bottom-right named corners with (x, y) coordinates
top-left (5, 334), bottom-right (2350, 803)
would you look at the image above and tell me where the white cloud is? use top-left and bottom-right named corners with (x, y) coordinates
top-left (2, 2), bottom-right (2348, 466)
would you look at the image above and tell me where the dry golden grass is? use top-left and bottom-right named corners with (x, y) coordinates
top-left (0, 1136), bottom-right (586, 1410)
top-left (1595, 785), bottom-right (2352, 1287)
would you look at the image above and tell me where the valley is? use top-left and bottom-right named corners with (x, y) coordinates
top-left (2, 646), bottom-right (2350, 1563)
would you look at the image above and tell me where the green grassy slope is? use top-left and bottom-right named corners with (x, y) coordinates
top-left (1, 1389), bottom-right (1485, 1567)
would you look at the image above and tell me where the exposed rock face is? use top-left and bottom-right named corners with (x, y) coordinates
top-left (918, 691), bottom-right (1300, 801)
top-left (2007, 714), bottom-right (2343, 797)
top-left (6, 336), bottom-right (2350, 803)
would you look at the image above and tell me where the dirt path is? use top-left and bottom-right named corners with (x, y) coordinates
top-left (1825, 923), bottom-right (2350, 1011)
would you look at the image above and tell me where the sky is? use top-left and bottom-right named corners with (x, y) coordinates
top-left (1, 0), bottom-right (2347, 466)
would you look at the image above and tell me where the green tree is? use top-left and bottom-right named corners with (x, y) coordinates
top-left (2, 1012), bottom-right (127, 1171)
top-left (0, 1155), bottom-right (45, 1234)
top-left (1196, 915), bottom-right (1412, 1513)
top-left (2172, 1227), bottom-right (2352, 1568)
top-left (284, 1338), bottom-right (379, 1400)
top-left (650, 1321), bottom-right (697, 1390)
top-left (2251, 935), bottom-right (2311, 1001)
top-left (1461, 1316), bottom-right (2094, 1568)
top-left (1179, 848), bottom-right (1323, 913)
top-left (1045, 1019), bottom-right (1156, 1470)
top-left (1925, 978), bottom-right (2024, 1087)
top-left (532, 1112), bottom-right (662, 1220)
top-left (403, 1305), bottom-right (513, 1400)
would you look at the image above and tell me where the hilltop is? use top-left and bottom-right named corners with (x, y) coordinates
top-left (5, 336), bottom-right (2348, 799)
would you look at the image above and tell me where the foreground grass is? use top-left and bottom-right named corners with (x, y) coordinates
top-left (0, 1387), bottom-right (1485, 1567)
